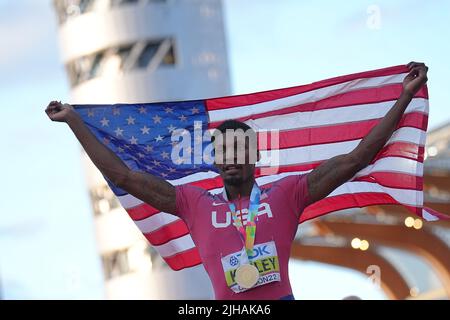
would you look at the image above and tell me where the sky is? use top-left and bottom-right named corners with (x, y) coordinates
top-left (0, 0), bottom-right (449, 299)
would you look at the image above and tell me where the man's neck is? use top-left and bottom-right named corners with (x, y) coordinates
top-left (225, 177), bottom-right (255, 201)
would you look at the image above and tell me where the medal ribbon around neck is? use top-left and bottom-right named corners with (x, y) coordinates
top-left (227, 184), bottom-right (261, 261)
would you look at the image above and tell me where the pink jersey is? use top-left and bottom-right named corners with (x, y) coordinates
top-left (175, 174), bottom-right (311, 300)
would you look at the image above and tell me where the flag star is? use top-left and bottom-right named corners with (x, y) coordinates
top-left (161, 173), bottom-right (168, 178)
top-left (153, 160), bottom-right (161, 166)
top-left (139, 106), bottom-right (147, 114)
top-left (168, 167), bottom-right (177, 173)
top-left (145, 145), bottom-right (154, 153)
top-left (114, 127), bottom-right (124, 137)
top-left (152, 115), bottom-right (162, 124)
top-left (165, 107), bottom-right (173, 114)
top-left (100, 117), bottom-right (110, 127)
top-left (155, 135), bottom-right (164, 142)
top-left (130, 136), bottom-right (138, 144)
top-left (140, 125), bottom-right (150, 134)
top-left (179, 115), bottom-right (187, 122)
top-left (112, 108), bottom-right (120, 116)
top-left (191, 107), bottom-right (200, 114)
top-left (167, 124), bottom-right (177, 133)
top-left (137, 153), bottom-right (145, 158)
top-left (87, 109), bottom-right (94, 117)
top-left (118, 147), bottom-right (125, 153)
top-left (194, 122), bottom-right (202, 130)
top-left (161, 151), bottom-right (170, 159)
top-left (145, 165), bottom-right (154, 171)
top-left (126, 115), bottom-right (136, 125)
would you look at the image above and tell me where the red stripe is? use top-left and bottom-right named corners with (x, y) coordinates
top-left (373, 142), bottom-right (424, 164)
top-left (354, 172), bottom-right (422, 191)
top-left (206, 65), bottom-right (411, 111)
top-left (164, 247), bottom-right (203, 271)
top-left (143, 219), bottom-right (190, 246)
top-left (300, 192), bottom-right (422, 223)
top-left (127, 203), bottom-right (160, 220)
top-left (257, 112), bottom-right (428, 150)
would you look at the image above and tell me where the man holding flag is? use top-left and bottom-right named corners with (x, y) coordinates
top-left (46, 62), bottom-right (432, 299)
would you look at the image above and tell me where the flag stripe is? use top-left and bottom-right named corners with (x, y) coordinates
top-left (299, 192), bottom-right (421, 223)
top-left (222, 97), bottom-right (428, 133)
top-left (154, 234), bottom-right (196, 257)
top-left (257, 111), bottom-right (427, 150)
top-left (162, 247), bottom-right (202, 271)
top-left (142, 219), bottom-right (190, 246)
top-left (257, 127), bottom-right (425, 167)
top-left (207, 73), bottom-right (409, 122)
top-left (206, 65), bottom-right (410, 111)
top-left (354, 172), bottom-right (422, 190)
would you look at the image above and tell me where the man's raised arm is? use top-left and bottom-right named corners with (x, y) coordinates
top-left (45, 101), bottom-right (177, 214)
top-left (306, 62), bottom-right (428, 204)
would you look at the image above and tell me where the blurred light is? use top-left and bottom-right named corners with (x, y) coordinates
top-left (98, 199), bottom-right (110, 214)
top-left (404, 217), bottom-right (415, 228)
top-left (427, 146), bottom-right (438, 157)
top-left (360, 240), bottom-right (370, 251)
top-left (351, 238), bottom-right (361, 249)
top-left (410, 287), bottom-right (420, 297)
top-left (413, 219), bottom-right (423, 230)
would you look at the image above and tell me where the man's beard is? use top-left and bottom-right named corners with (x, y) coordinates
top-left (224, 176), bottom-right (243, 186)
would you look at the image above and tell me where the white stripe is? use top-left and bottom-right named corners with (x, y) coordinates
top-left (247, 98), bottom-right (428, 132)
top-left (354, 157), bottom-right (423, 178)
top-left (328, 181), bottom-right (422, 206)
top-left (153, 234), bottom-right (196, 258)
top-left (117, 193), bottom-right (142, 209)
top-left (134, 212), bottom-right (181, 234)
top-left (422, 209), bottom-right (439, 222)
top-left (257, 127), bottom-right (425, 167)
top-left (208, 73), bottom-right (408, 122)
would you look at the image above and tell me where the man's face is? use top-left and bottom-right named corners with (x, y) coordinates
top-left (213, 130), bottom-right (258, 186)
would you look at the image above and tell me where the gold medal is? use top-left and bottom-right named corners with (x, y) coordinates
top-left (235, 264), bottom-right (259, 289)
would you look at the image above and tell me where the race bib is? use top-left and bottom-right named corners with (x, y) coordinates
top-left (221, 241), bottom-right (281, 293)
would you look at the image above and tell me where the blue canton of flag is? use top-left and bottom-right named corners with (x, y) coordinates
top-left (75, 100), bottom-right (216, 195)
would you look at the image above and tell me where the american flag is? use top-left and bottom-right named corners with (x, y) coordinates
top-left (74, 65), bottom-right (446, 271)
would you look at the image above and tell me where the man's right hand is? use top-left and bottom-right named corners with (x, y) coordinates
top-left (45, 101), bottom-right (76, 122)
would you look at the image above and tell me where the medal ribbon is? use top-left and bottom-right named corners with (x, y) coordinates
top-left (228, 184), bottom-right (261, 261)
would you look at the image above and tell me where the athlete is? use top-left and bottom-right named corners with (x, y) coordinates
top-left (45, 62), bottom-right (428, 300)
